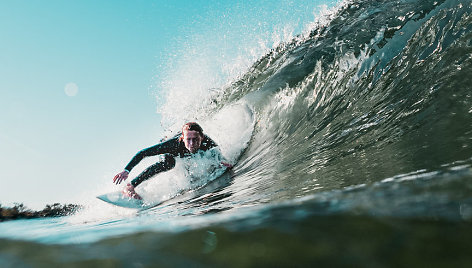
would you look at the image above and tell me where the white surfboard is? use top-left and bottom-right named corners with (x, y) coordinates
top-left (97, 191), bottom-right (147, 209)
top-left (97, 168), bottom-right (234, 210)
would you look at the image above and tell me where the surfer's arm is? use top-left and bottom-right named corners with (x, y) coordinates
top-left (113, 139), bottom-right (176, 185)
top-left (210, 146), bottom-right (233, 169)
top-left (113, 170), bottom-right (129, 184)
top-left (202, 137), bottom-right (233, 168)
top-left (124, 139), bottom-right (176, 172)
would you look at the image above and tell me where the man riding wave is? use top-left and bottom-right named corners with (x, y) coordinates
top-left (113, 122), bottom-right (232, 199)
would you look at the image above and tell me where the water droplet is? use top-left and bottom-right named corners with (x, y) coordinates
top-left (65, 83), bottom-right (79, 97)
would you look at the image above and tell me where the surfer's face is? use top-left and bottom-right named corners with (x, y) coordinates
top-left (183, 130), bottom-right (203, 153)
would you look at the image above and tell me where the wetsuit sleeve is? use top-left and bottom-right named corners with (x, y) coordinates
top-left (124, 138), bottom-right (177, 172)
top-left (201, 135), bottom-right (218, 150)
top-left (212, 147), bottom-right (228, 163)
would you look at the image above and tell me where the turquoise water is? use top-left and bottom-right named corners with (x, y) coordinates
top-left (1, 0), bottom-right (472, 266)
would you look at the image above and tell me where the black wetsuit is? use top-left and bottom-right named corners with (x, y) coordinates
top-left (124, 134), bottom-right (217, 187)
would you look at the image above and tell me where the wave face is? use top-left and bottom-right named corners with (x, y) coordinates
top-left (1, 0), bottom-right (472, 266)
top-left (208, 0), bottom-right (472, 204)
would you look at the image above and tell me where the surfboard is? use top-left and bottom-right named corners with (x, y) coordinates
top-left (97, 168), bottom-right (234, 210)
top-left (97, 191), bottom-right (148, 209)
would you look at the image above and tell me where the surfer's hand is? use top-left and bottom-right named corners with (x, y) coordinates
top-left (221, 162), bottom-right (233, 169)
top-left (122, 183), bottom-right (142, 200)
top-left (113, 170), bottom-right (129, 184)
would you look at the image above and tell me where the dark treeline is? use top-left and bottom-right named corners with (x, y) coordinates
top-left (0, 203), bottom-right (81, 222)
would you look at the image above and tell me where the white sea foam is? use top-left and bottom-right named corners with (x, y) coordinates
top-left (155, 1), bottom-right (343, 128)
top-left (139, 102), bottom-right (255, 205)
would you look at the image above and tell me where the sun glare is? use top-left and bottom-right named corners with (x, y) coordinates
top-left (64, 83), bottom-right (79, 97)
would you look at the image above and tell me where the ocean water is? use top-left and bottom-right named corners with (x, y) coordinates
top-left (1, 0), bottom-right (472, 267)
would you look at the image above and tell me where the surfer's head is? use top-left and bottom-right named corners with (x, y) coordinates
top-left (181, 122), bottom-right (204, 153)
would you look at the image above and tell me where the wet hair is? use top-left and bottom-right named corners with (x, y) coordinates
top-left (181, 122), bottom-right (204, 138)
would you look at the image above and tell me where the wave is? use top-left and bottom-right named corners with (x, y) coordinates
top-left (200, 0), bottom-right (472, 204)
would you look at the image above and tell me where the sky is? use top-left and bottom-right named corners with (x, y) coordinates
top-left (0, 0), bottom-right (335, 209)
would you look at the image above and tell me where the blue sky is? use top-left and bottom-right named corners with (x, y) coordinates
top-left (0, 0), bottom-right (335, 209)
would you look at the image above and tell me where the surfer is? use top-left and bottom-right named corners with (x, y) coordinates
top-left (113, 122), bottom-right (232, 199)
